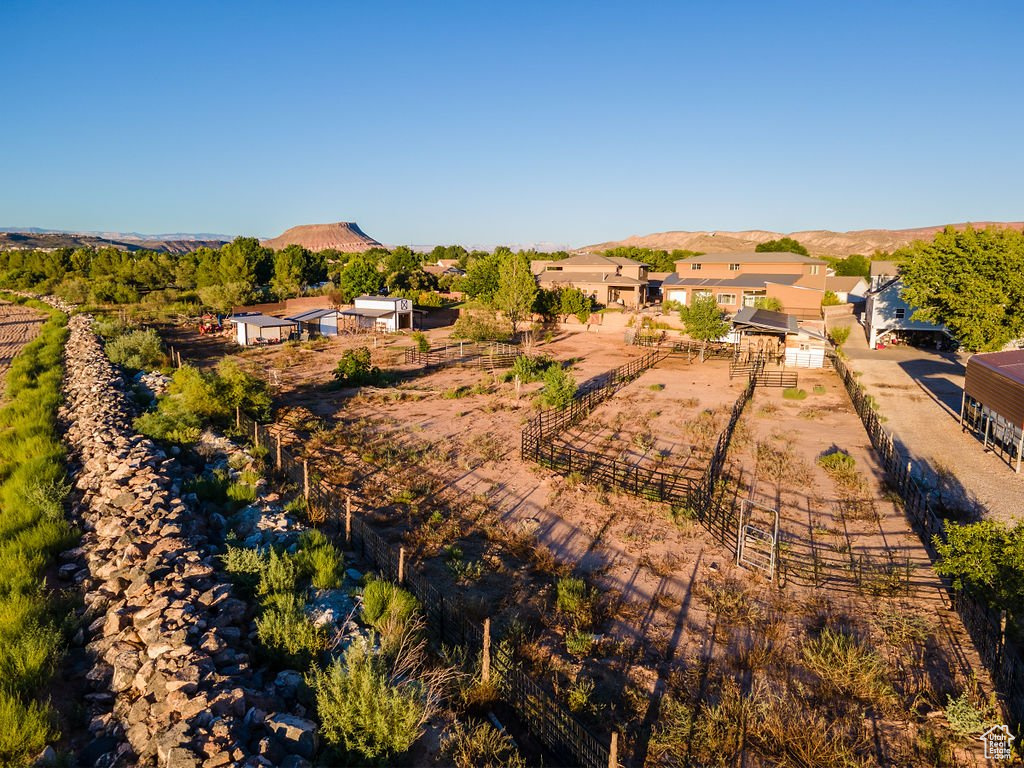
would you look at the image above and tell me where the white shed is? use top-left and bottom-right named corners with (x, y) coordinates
top-left (227, 313), bottom-right (298, 345)
top-left (286, 308), bottom-right (341, 337)
top-left (339, 295), bottom-right (415, 333)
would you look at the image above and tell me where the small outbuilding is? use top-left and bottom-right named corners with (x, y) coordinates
top-left (285, 308), bottom-right (341, 337)
top-left (227, 313), bottom-right (298, 346)
top-left (961, 350), bottom-right (1024, 473)
top-left (730, 306), bottom-right (829, 368)
top-left (339, 295), bottom-right (415, 333)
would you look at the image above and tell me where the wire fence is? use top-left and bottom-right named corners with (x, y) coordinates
top-left (403, 340), bottom-right (521, 370)
top-left (237, 410), bottom-right (615, 768)
top-left (829, 352), bottom-right (1024, 729)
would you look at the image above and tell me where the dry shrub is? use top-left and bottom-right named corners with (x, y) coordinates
top-left (697, 574), bottom-right (760, 635)
top-left (756, 440), bottom-right (810, 487)
top-left (801, 627), bottom-right (897, 712)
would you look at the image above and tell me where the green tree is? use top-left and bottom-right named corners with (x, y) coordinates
top-left (540, 365), bottom-right (577, 409)
top-left (338, 255), bottom-right (383, 302)
top-left (493, 252), bottom-right (537, 334)
top-left (272, 244), bottom-right (313, 298)
top-left (557, 287), bottom-right (593, 323)
top-left (680, 295), bottom-right (730, 361)
top-left (833, 253), bottom-right (871, 277)
top-left (462, 251), bottom-right (502, 301)
top-left (897, 225), bottom-right (1024, 351)
top-left (755, 237), bottom-right (810, 256)
top-left (753, 296), bottom-right (784, 312)
top-left (821, 290), bottom-right (842, 306)
top-left (334, 347), bottom-right (382, 386)
top-left (935, 520), bottom-right (1024, 616)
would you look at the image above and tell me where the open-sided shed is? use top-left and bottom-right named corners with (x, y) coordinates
top-left (227, 312), bottom-right (298, 346)
top-left (962, 350), bottom-right (1024, 472)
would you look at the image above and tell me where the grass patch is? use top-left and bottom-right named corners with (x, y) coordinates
top-left (0, 296), bottom-right (73, 765)
top-left (782, 387), bottom-right (807, 400)
top-left (813, 384), bottom-right (826, 395)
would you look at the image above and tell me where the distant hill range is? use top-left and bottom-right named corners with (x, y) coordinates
top-left (0, 228), bottom-right (231, 254)
top-left (583, 221), bottom-right (1024, 258)
top-left (261, 222), bottom-right (382, 253)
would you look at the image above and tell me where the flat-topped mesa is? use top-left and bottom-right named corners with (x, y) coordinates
top-left (261, 221), bottom-right (382, 253)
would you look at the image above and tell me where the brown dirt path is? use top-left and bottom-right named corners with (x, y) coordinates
top-left (0, 299), bottom-right (46, 393)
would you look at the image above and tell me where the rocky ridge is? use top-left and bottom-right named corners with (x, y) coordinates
top-left (53, 310), bottom-right (313, 767)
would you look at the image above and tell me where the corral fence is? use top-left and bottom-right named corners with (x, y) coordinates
top-left (237, 410), bottom-right (616, 768)
top-left (403, 340), bottom-right (521, 370)
top-left (633, 331), bottom-right (737, 361)
top-left (829, 352), bottom-right (1024, 729)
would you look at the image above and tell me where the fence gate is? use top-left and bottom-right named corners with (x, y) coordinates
top-left (736, 499), bottom-right (780, 581)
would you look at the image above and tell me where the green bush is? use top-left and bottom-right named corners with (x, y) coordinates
top-left (813, 384), bottom-right (826, 395)
top-left (255, 593), bottom-right (328, 668)
top-left (539, 365), bottom-right (577, 409)
top-left (565, 629), bottom-right (593, 657)
top-left (555, 577), bottom-right (589, 624)
top-left (829, 326), bottom-right (851, 347)
top-left (309, 639), bottom-right (425, 764)
top-left (296, 530), bottom-right (344, 590)
top-left (222, 545), bottom-right (266, 591)
top-left (104, 328), bottom-right (165, 371)
top-left (451, 312), bottom-right (512, 342)
top-left (782, 388), bottom-right (807, 400)
top-left (0, 688), bottom-right (54, 767)
top-left (361, 581), bottom-right (419, 633)
top-left (944, 689), bottom-right (996, 738)
top-left (257, 549), bottom-right (299, 597)
top-left (505, 354), bottom-right (555, 384)
top-left (442, 720), bottom-right (526, 768)
top-left (817, 450), bottom-right (861, 489)
top-left (411, 332), bottom-right (430, 353)
top-left (334, 347), bottom-right (384, 386)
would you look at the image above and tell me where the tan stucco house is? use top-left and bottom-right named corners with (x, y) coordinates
top-left (532, 254), bottom-right (649, 307)
top-left (663, 251), bottom-right (827, 320)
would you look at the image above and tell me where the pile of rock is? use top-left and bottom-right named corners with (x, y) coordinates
top-left (56, 313), bottom-right (316, 768)
top-left (134, 370), bottom-right (171, 399)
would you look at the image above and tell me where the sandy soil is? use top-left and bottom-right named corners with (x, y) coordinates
top-left (163, 320), bottom-right (994, 764)
top-left (0, 300), bottom-right (45, 392)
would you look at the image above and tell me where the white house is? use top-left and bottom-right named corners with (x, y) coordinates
top-left (285, 308), bottom-right (341, 337)
top-left (731, 306), bottom-right (829, 368)
top-left (863, 261), bottom-right (949, 349)
top-left (339, 295), bottom-right (415, 333)
top-left (227, 313), bottom-right (298, 345)
top-left (825, 275), bottom-right (869, 305)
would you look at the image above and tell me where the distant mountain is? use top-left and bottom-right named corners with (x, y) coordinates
top-left (261, 222), bottom-right (382, 253)
top-left (583, 222), bottom-right (1024, 258)
top-left (0, 230), bottom-right (230, 255)
top-left (0, 226), bottom-right (235, 242)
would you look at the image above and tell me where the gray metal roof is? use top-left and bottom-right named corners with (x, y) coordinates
top-left (731, 306), bottom-right (799, 334)
top-left (286, 308), bottom-right (339, 322)
top-left (663, 273), bottom-right (801, 289)
top-left (339, 307), bottom-right (395, 318)
top-left (228, 313), bottom-right (298, 328)
top-left (355, 295), bottom-right (405, 303)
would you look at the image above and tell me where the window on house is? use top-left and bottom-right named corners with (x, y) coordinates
top-left (895, 308), bottom-right (906, 320)
top-left (809, 265), bottom-right (820, 275)
top-left (691, 263), bottom-right (702, 271)
top-left (716, 293), bottom-right (737, 304)
top-left (729, 263), bottom-right (740, 271)
top-left (694, 290), bottom-right (712, 299)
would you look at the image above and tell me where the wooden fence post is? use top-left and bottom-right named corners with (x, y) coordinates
top-left (609, 731), bottom-right (618, 768)
top-left (235, 406), bottom-right (241, 430)
top-left (303, 460), bottom-right (310, 501)
top-left (482, 617), bottom-right (491, 684)
top-left (275, 436), bottom-right (282, 469)
top-left (345, 495), bottom-right (352, 545)
top-left (398, 547), bottom-right (406, 583)
top-left (253, 421), bottom-right (259, 446)
top-left (176, 350), bottom-right (182, 368)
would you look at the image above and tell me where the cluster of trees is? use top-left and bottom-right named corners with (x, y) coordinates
top-left (601, 246), bottom-right (703, 272)
top-left (897, 225), bottom-right (1024, 352)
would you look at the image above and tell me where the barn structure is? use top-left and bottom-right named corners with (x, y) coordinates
top-left (226, 313), bottom-right (298, 346)
top-left (339, 295), bottom-right (415, 333)
top-left (285, 308), bottom-right (341, 337)
top-left (961, 350), bottom-right (1024, 473)
top-left (730, 306), bottom-right (830, 368)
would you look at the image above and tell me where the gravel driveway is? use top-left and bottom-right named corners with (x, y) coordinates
top-left (835, 318), bottom-right (1024, 523)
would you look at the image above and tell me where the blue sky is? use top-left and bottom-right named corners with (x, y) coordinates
top-left (1, 1), bottom-right (1021, 246)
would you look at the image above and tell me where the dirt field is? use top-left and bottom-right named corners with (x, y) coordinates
top-left (162, 320), bottom-right (995, 765)
top-left (0, 299), bottom-right (45, 391)
top-left (838, 317), bottom-right (1024, 523)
